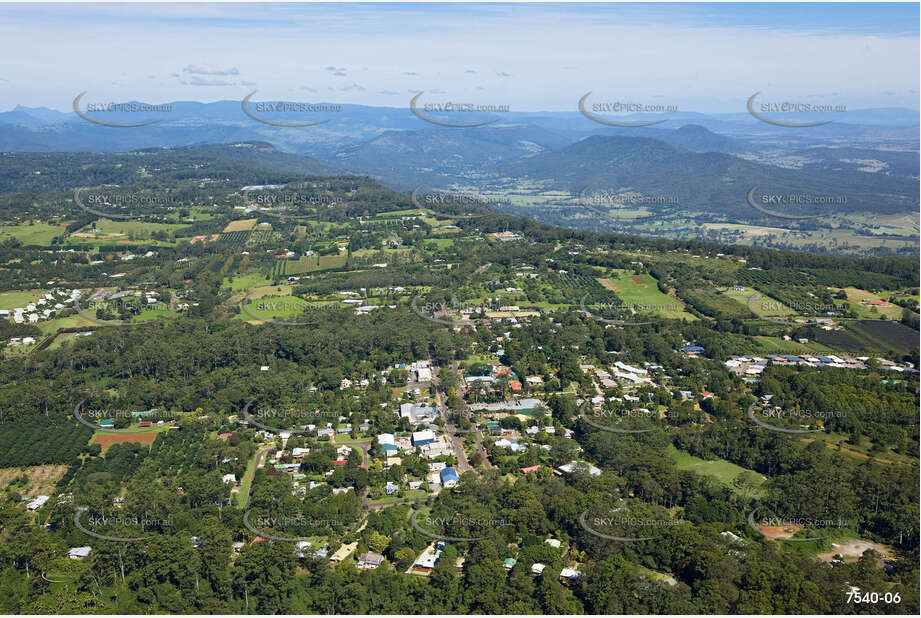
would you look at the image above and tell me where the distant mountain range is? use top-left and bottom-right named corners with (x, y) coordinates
top-left (498, 135), bottom-right (919, 216)
top-left (0, 98), bottom-right (917, 230)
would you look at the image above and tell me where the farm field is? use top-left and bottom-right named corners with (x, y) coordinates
top-left (599, 270), bottom-right (695, 320)
top-left (0, 222), bottom-right (66, 245)
top-left (222, 218), bottom-right (258, 233)
top-left (840, 287), bottom-right (906, 320)
top-left (668, 445), bottom-right (766, 496)
top-left (91, 429), bottom-right (163, 453)
top-left (278, 253), bottom-right (348, 276)
top-left (817, 320), bottom-right (917, 356)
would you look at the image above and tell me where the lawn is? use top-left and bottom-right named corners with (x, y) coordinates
top-left (0, 222), bottom-right (66, 245)
top-left (133, 307), bottom-right (180, 322)
top-left (668, 445), bottom-right (766, 496)
top-left (0, 289), bottom-right (46, 311)
top-left (598, 270), bottom-right (695, 320)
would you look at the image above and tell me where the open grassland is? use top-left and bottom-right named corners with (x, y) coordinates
top-left (724, 288), bottom-right (798, 317)
top-left (0, 289), bottom-right (46, 310)
top-left (0, 222), bottom-right (66, 245)
top-left (600, 270), bottom-right (695, 320)
top-left (668, 445), bottom-right (766, 496)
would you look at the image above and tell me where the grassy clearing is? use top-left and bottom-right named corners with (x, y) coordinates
top-left (0, 222), bottom-right (66, 245)
top-left (0, 289), bottom-right (46, 310)
top-left (599, 270), bottom-right (695, 320)
top-left (724, 288), bottom-right (797, 317)
top-left (668, 445), bottom-right (766, 496)
top-left (840, 287), bottom-right (905, 320)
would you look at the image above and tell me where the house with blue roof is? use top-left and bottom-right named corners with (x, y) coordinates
top-left (440, 467), bottom-right (459, 488)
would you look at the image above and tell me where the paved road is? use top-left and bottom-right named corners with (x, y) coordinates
top-left (434, 359), bottom-right (492, 473)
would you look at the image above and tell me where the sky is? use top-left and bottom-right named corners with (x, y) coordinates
top-left (0, 2), bottom-right (918, 113)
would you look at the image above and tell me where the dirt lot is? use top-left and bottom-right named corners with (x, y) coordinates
top-left (598, 278), bottom-right (622, 292)
top-left (757, 523), bottom-right (804, 539)
top-left (93, 432), bottom-right (158, 451)
top-left (0, 465), bottom-right (67, 497)
top-left (817, 539), bottom-right (893, 564)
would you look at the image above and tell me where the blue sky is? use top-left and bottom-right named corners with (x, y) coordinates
top-left (0, 2), bottom-right (917, 113)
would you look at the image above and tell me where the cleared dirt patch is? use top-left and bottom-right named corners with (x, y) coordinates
top-left (93, 432), bottom-right (158, 452)
top-left (631, 275), bottom-right (646, 285)
top-left (758, 523), bottom-right (804, 539)
top-left (817, 539), bottom-right (893, 564)
top-left (598, 278), bottom-right (622, 293)
top-left (0, 465), bottom-right (67, 497)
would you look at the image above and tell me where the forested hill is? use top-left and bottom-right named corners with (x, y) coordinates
top-left (0, 142), bottom-right (345, 193)
top-left (499, 135), bottom-right (919, 216)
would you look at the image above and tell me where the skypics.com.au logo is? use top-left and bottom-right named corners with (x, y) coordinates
top-left (579, 297), bottom-right (682, 327)
top-left (74, 187), bottom-right (176, 220)
top-left (74, 506), bottom-right (174, 542)
top-left (746, 186), bottom-right (844, 220)
top-left (747, 401), bottom-right (843, 434)
top-left (242, 91), bottom-right (341, 127)
top-left (747, 92), bottom-right (846, 127)
top-left (578, 93), bottom-right (678, 127)
top-left (75, 296), bottom-right (169, 327)
top-left (73, 91), bottom-right (172, 127)
top-left (579, 504), bottom-right (680, 542)
top-left (240, 297), bottom-right (343, 327)
top-left (240, 399), bottom-right (340, 434)
top-left (243, 508), bottom-right (352, 542)
top-left (410, 186), bottom-right (498, 219)
top-left (747, 507), bottom-right (850, 542)
top-left (578, 185), bottom-right (681, 224)
top-left (73, 400), bottom-right (164, 433)
top-left (410, 91), bottom-right (509, 127)
top-left (410, 510), bottom-right (512, 542)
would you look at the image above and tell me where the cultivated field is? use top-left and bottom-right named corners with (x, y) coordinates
top-left (223, 218), bottom-right (258, 233)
